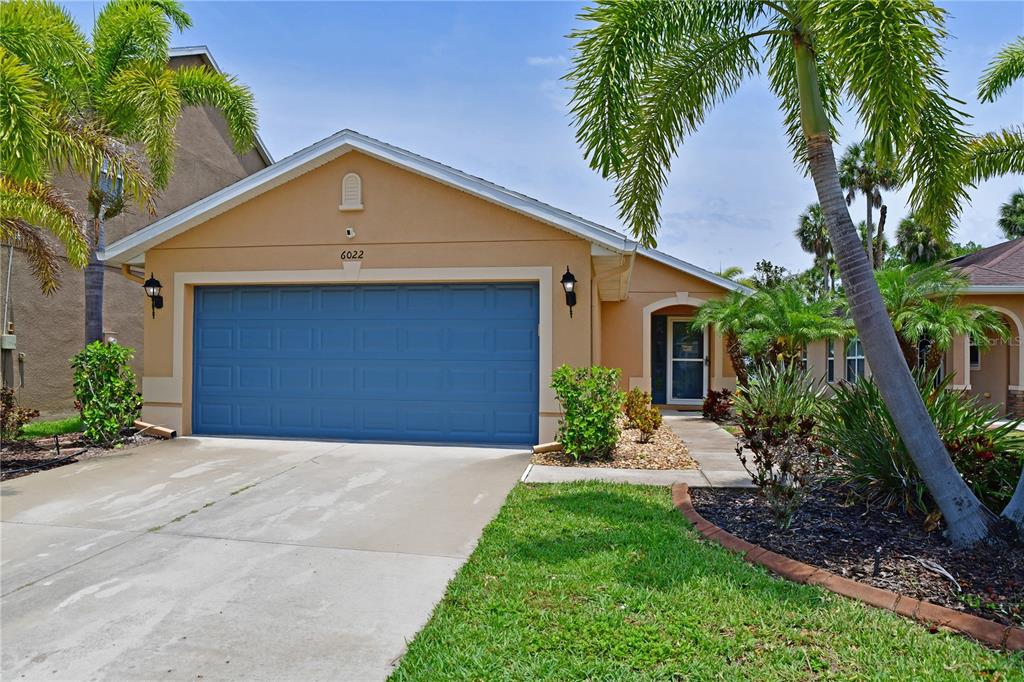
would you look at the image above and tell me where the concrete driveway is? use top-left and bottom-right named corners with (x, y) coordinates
top-left (1, 437), bottom-right (529, 681)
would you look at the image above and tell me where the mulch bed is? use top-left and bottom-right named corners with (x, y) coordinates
top-left (532, 415), bottom-right (698, 470)
top-left (690, 487), bottom-right (1023, 627)
top-left (1, 430), bottom-right (157, 481)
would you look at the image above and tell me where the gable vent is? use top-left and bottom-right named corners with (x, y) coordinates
top-left (340, 172), bottom-right (363, 211)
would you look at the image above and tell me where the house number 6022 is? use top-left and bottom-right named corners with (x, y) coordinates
top-left (340, 250), bottom-right (364, 260)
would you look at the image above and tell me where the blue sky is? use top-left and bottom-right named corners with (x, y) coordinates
top-left (63, 1), bottom-right (1023, 274)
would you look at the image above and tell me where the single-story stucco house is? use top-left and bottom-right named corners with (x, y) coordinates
top-left (802, 237), bottom-right (1024, 419)
top-left (99, 130), bottom-right (747, 445)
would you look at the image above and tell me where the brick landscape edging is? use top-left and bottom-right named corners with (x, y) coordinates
top-left (671, 483), bottom-right (1024, 651)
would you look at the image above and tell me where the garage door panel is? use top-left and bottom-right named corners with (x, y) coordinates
top-left (193, 283), bottom-right (538, 444)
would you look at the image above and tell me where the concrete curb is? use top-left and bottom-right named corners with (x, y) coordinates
top-left (672, 483), bottom-right (1024, 652)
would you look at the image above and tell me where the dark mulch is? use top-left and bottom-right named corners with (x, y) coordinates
top-left (690, 486), bottom-right (1024, 627)
top-left (1, 430), bottom-right (156, 480)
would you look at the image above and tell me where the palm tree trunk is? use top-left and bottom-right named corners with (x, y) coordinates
top-left (84, 214), bottom-right (104, 345)
top-left (1003, 472), bottom-right (1024, 532)
top-left (874, 205), bottom-right (888, 268)
top-left (865, 195), bottom-right (874, 268)
top-left (725, 330), bottom-right (748, 388)
top-left (820, 256), bottom-right (830, 294)
top-left (897, 334), bottom-right (918, 370)
top-left (794, 37), bottom-right (992, 547)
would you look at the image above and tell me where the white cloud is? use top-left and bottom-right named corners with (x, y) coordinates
top-left (527, 55), bottom-right (567, 67)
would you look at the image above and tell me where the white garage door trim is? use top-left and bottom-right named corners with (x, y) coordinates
top-left (142, 265), bottom-right (555, 431)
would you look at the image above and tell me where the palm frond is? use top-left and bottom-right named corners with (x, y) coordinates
top-left (0, 48), bottom-right (51, 182)
top-left (978, 36), bottom-right (1024, 103)
top-left (0, 218), bottom-right (64, 294)
top-left (102, 63), bottom-right (181, 187)
top-left (967, 127), bottom-right (1024, 183)
top-left (0, 0), bottom-right (91, 107)
top-left (567, 0), bottom-right (761, 179)
top-left (615, 30), bottom-right (759, 245)
top-left (173, 65), bottom-right (258, 153)
top-left (92, 0), bottom-right (183, 92)
top-left (0, 176), bottom-right (88, 268)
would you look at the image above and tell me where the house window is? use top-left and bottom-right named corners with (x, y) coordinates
top-left (800, 346), bottom-right (808, 371)
top-left (970, 341), bottom-right (981, 370)
top-left (846, 338), bottom-right (866, 381)
top-left (340, 172), bottom-right (363, 210)
top-left (826, 339), bottom-right (835, 383)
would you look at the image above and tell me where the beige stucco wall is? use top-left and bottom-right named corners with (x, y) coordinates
top-left (142, 150), bottom-right (595, 439)
top-left (1, 59), bottom-right (267, 416)
top-left (599, 256), bottom-right (733, 407)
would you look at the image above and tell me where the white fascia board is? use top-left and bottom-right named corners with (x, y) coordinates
top-left (100, 130), bottom-right (636, 264)
top-left (965, 286), bottom-right (1024, 294)
top-left (638, 246), bottom-right (752, 294)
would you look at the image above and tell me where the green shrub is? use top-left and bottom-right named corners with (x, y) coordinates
top-left (551, 365), bottom-right (624, 460)
top-left (71, 341), bottom-right (143, 447)
top-left (733, 363), bottom-right (827, 527)
top-left (623, 387), bottom-right (648, 428)
top-left (634, 401), bottom-right (662, 444)
top-left (818, 371), bottom-right (1023, 515)
top-left (701, 388), bottom-right (733, 422)
top-left (1, 387), bottom-right (39, 443)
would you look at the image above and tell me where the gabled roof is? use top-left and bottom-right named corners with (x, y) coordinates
top-left (948, 237), bottom-right (1024, 290)
top-left (169, 46), bottom-right (274, 166)
top-left (98, 129), bottom-right (747, 293)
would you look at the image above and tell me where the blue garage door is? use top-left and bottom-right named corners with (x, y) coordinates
top-left (192, 283), bottom-right (539, 445)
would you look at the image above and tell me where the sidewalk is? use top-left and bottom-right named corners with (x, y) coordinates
top-left (522, 413), bottom-right (753, 488)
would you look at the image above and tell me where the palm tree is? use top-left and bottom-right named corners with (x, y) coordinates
top-left (691, 290), bottom-right (753, 387)
top-left (970, 36), bottom-right (1024, 183)
top-left (795, 203), bottom-right (831, 293)
top-left (895, 213), bottom-right (948, 264)
top-left (838, 142), bottom-right (898, 269)
top-left (568, 1), bottom-right (999, 544)
top-left (0, 0), bottom-right (152, 293)
top-left (716, 265), bottom-right (745, 281)
top-left (998, 190), bottom-right (1024, 239)
top-left (874, 265), bottom-right (1009, 371)
top-left (739, 283), bottom-right (851, 367)
top-left (8, 0), bottom-right (258, 343)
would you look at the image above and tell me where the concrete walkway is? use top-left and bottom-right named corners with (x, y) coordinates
top-left (522, 413), bottom-right (752, 488)
top-left (662, 412), bottom-right (750, 487)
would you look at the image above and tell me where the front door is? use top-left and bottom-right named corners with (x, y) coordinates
top-left (667, 318), bottom-right (706, 403)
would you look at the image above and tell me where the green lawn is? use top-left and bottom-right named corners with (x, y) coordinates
top-left (391, 483), bottom-right (1021, 681)
top-left (19, 416), bottom-right (82, 440)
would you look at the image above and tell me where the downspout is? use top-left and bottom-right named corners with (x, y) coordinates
top-left (2, 244), bottom-right (13, 333)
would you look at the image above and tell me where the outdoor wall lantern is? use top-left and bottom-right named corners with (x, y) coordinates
top-left (560, 266), bottom-right (577, 318)
top-left (142, 273), bottom-right (163, 318)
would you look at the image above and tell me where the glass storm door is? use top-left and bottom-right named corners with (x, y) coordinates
top-left (668, 320), bottom-right (705, 402)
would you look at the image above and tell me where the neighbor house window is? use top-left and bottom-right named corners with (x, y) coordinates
top-left (826, 339), bottom-right (835, 383)
top-left (846, 338), bottom-right (866, 381)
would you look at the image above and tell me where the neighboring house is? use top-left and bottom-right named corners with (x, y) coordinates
top-left (98, 130), bottom-right (748, 445)
top-left (0, 47), bottom-right (271, 415)
top-left (802, 238), bottom-right (1024, 418)
top-left (945, 238), bottom-right (1024, 418)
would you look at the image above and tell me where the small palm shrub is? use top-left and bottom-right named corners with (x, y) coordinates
top-left (71, 341), bottom-right (143, 447)
top-left (818, 372), bottom-right (1023, 515)
top-left (733, 363), bottom-right (827, 527)
top-left (1, 387), bottom-right (39, 443)
top-left (702, 388), bottom-right (733, 421)
top-left (551, 365), bottom-right (624, 460)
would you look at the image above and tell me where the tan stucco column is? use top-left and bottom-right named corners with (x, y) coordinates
top-left (949, 333), bottom-right (971, 389)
